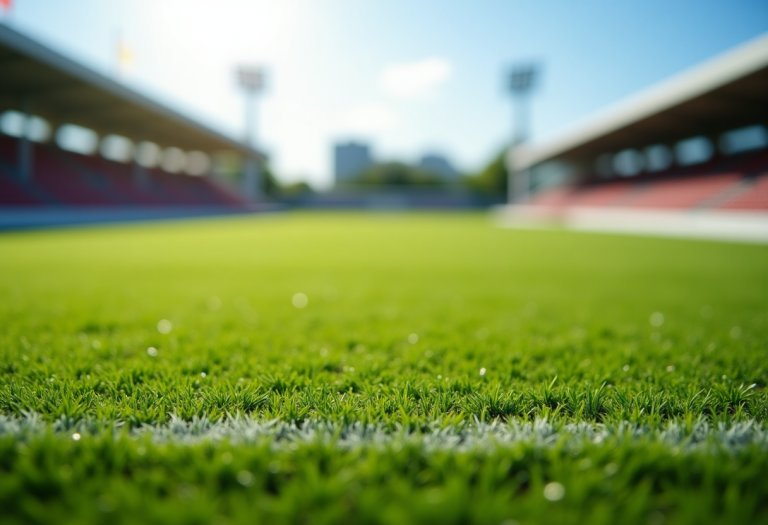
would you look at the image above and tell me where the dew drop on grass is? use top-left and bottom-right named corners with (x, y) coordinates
top-left (649, 312), bottom-right (664, 327)
top-left (147, 347), bottom-right (158, 357)
top-left (207, 296), bottom-right (221, 311)
top-left (237, 471), bottom-right (254, 486)
top-left (200, 372), bottom-right (206, 378)
top-left (59, 465), bottom-right (72, 479)
top-left (292, 293), bottom-right (308, 309)
top-left (72, 433), bottom-right (81, 441)
top-left (408, 333), bottom-right (418, 344)
top-left (479, 367), bottom-right (487, 376)
top-left (604, 463), bottom-right (619, 476)
top-left (425, 488), bottom-right (443, 504)
top-left (322, 286), bottom-right (338, 302)
top-left (623, 365), bottom-right (630, 372)
top-left (157, 319), bottom-right (172, 334)
top-left (178, 484), bottom-right (196, 500)
top-left (97, 495), bottom-right (116, 513)
top-left (666, 365), bottom-right (675, 372)
top-left (543, 482), bottom-right (565, 501)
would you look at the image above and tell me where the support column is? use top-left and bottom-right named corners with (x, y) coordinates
top-left (506, 147), bottom-right (530, 204)
top-left (132, 158), bottom-right (150, 190)
top-left (18, 95), bottom-right (33, 181)
top-left (506, 152), bottom-right (515, 204)
top-left (512, 168), bottom-right (531, 204)
top-left (132, 140), bottom-right (151, 190)
top-left (505, 64), bottom-right (538, 204)
top-left (242, 156), bottom-right (261, 202)
top-left (509, 95), bottom-right (531, 204)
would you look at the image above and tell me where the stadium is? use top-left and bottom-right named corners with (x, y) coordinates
top-left (0, 23), bottom-right (265, 228)
top-left (1, 4), bottom-right (768, 525)
top-left (500, 33), bottom-right (768, 242)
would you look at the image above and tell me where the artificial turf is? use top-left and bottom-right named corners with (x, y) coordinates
top-left (0, 212), bottom-right (767, 524)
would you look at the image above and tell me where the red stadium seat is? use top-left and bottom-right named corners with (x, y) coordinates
top-left (0, 136), bottom-right (248, 207)
top-left (526, 148), bottom-right (768, 212)
top-left (719, 174), bottom-right (768, 210)
top-left (621, 173), bottom-right (741, 209)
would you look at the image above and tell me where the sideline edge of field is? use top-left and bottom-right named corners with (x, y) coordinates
top-left (2, 414), bottom-right (766, 454)
top-left (494, 205), bottom-right (768, 244)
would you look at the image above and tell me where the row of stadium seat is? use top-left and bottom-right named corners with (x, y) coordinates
top-left (0, 135), bottom-right (246, 207)
top-left (529, 149), bottom-right (768, 211)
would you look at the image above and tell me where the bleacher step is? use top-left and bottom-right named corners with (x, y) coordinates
top-left (695, 178), bottom-right (755, 209)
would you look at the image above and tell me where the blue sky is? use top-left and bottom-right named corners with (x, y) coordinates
top-left (2, 0), bottom-right (766, 187)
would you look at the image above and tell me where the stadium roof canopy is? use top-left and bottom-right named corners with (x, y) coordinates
top-left (0, 23), bottom-right (263, 159)
top-left (511, 33), bottom-right (768, 172)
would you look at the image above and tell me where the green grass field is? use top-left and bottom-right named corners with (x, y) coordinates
top-left (1, 212), bottom-right (767, 525)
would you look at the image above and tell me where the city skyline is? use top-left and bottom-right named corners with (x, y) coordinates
top-left (333, 140), bottom-right (458, 185)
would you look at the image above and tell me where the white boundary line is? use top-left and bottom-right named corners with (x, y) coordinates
top-left (1, 414), bottom-right (766, 453)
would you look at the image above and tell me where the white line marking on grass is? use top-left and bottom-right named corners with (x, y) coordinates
top-left (1, 414), bottom-right (767, 453)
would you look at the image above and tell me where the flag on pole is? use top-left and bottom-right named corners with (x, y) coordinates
top-left (119, 41), bottom-right (135, 69)
top-left (115, 36), bottom-right (135, 78)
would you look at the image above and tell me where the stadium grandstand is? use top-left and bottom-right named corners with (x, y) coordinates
top-left (0, 24), bottom-right (268, 228)
top-left (501, 33), bottom-right (768, 241)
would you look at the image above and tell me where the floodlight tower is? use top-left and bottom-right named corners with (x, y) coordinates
top-left (237, 66), bottom-right (265, 201)
top-left (506, 64), bottom-right (538, 203)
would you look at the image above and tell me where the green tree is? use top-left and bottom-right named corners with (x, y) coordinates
top-left (464, 149), bottom-right (508, 194)
top-left (348, 162), bottom-right (445, 187)
top-left (278, 180), bottom-right (313, 195)
top-left (261, 163), bottom-right (281, 196)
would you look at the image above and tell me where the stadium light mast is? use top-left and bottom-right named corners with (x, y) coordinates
top-left (237, 65), bottom-right (265, 201)
top-left (506, 64), bottom-right (538, 203)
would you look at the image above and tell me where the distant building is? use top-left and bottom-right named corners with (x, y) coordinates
top-left (334, 142), bottom-right (372, 184)
top-left (418, 154), bottom-right (459, 181)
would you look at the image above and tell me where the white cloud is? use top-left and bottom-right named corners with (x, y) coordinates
top-left (341, 103), bottom-right (397, 133)
top-left (380, 58), bottom-right (453, 99)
